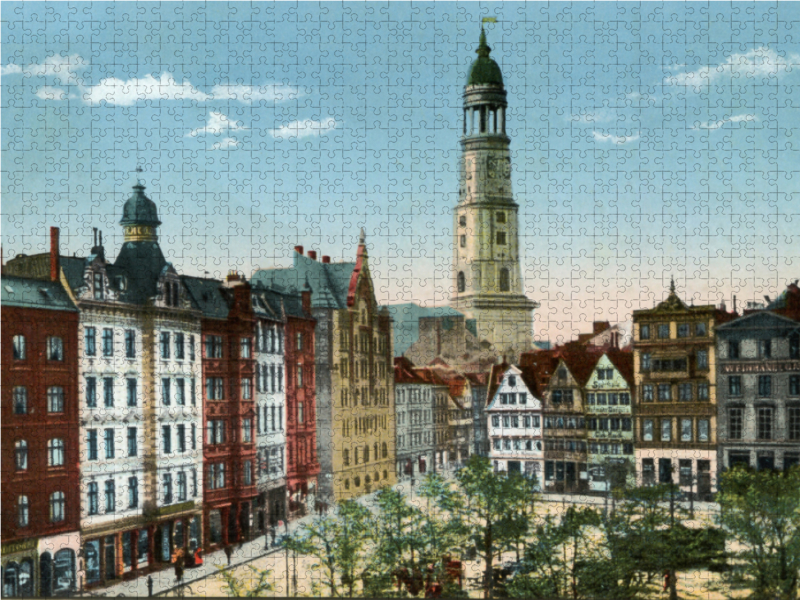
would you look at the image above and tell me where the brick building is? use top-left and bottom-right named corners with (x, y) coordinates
top-left (1, 260), bottom-right (80, 597)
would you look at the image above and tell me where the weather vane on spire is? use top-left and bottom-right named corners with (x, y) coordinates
top-left (134, 164), bottom-right (144, 186)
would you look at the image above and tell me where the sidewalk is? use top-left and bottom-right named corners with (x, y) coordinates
top-left (99, 486), bottom-right (393, 597)
top-left (99, 513), bottom-right (315, 597)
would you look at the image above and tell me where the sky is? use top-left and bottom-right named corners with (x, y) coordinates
top-left (2, 1), bottom-right (799, 346)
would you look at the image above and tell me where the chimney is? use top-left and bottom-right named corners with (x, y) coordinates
top-left (50, 227), bottom-right (60, 282)
top-left (307, 250), bottom-right (317, 260)
top-left (226, 270), bottom-right (244, 287)
top-left (294, 245), bottom-right (304, 256)
top-left (733, 295), bottom-right (737, 314)
top-left (321, 255), bottom-right (331, 264)
top-left (301, 287), bottom-right (312, 313)
top-left (593, 321), bottom-right (610, 335)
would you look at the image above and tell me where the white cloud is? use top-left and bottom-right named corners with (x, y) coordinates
top-left (82, 73), bottom-right (211, 106)
top-left (1, 63), bottom-right (23, 76)
top-left (187, 111), bottom-right (247, 137)
top-left (692, 113), bottom-right (758, 130)
top-left (592, 131), bottom-right (639, 145)
top-left (211, 83), bottom-right (301, 103)
top-left (26, 53), bottom-right (87, 85)
top-left (667, 47), bottom-right (799, 92)
top-left (269, 117), bottom-right (337, 139)
top-left (210, 137), bottom-right (240, 151)
top-left (35, 86), bottom-right (67, 101)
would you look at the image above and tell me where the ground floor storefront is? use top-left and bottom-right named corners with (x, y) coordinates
top-left (204, 495), bottom-right (259, 550)
top-left (722, 444), bottom-right (800, 472)
top-left (2, 531), bottom-right (80, 597)
top-left (81, 505), bottom-right (202, 590)
top-left (635, 449), bottom-right (716, 500)
top-left (253, 486), bottom-right (288, 534)
top-left (543, 458), bottom-right (589, 493)
top-left (396, 450), bottom-right (433, 480)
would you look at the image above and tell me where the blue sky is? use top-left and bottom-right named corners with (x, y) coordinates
top-left (2, 2), bottom-right (799, 345)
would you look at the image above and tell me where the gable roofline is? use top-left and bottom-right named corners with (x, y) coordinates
top-left (717, 309), bottom-right (800, 330)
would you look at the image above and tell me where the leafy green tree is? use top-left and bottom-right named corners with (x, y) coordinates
top-left (285, 500), bottom-right (374, 597)
top-left (217, 565), bottom-right (274, 597)
top-left (455, 455), bottom-right (537, 599)
top-left (718, 467), bottom-right (800, 600)
top-left (416, 473), bottom-right (469, 567)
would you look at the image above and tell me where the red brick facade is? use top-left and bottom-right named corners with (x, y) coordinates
top-left (1, 302), bottom-right (80, 544)
top-left (201, 280), bottom-right (258, 548)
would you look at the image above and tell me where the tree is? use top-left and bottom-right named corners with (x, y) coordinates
top-left (717, 467), bottom-right (800, 600)
top-left (455, 455), bottom-right (537, 599)
top-left (285, 500), bottom-right (374, 597)
top-left (217, 565), bottom-right (274, 597)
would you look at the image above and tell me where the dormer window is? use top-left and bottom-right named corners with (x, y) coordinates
top-left (93, 272), bottom-right (104, 299)
top-left (164, 281), bottom-right (179, 307)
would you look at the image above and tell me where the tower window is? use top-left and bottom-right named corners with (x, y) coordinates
top-left (459, 215), bottom-right (466, 227)
top-left (496, 212), bottom-right (506, 223)
top-left (457, 272), bottom-right (466, 293)
top-left (496, 231), bottom-right (507, 245)
top-left (460, 235), bottom-right (466, 248)
top-left (499, 268), bottom-right (510, 292)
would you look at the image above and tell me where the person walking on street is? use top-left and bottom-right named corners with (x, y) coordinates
top-left (147, 575), bottom-right (154, 597)
top-left (224, 544), bottom-right (233, 566)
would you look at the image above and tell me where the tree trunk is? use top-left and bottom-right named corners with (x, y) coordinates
top-left (668, 569), bottom-right (678, 600)
top-left (485, 522), bottom-right (494, 599)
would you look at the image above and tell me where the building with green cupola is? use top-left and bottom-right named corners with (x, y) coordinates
top-left (450, 28), bottom-right (538, 362)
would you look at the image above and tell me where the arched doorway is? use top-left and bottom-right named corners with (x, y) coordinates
top-left (40, 552), bottom-right (53, 597)
top-left (53, 549), bottom-right (76, 595)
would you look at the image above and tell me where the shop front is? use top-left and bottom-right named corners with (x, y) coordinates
top-left (1, 538), bottom-right (38, 597)
top-left (82, 505), bottom-right (202, 589)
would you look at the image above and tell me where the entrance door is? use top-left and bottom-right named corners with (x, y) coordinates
top-left (104, 536), bottom-right (116, 581)
top-left (160, 524), bottom-right (171, 562)
top-left (697, 460), bottom-right (712, 499)
top-left (508, 461), bottom-right (521, 474)
top-left (40, 552), bottom-right (53, 597)
top-left (659, 459), bottom-right (673, 484)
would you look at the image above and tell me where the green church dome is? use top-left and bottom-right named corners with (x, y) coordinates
top-left (120, 182), bottom-right (161, 227)
top-left (466, 29), bottom-right (504, 86)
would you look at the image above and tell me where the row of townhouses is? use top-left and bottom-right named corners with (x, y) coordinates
top-left (0, 180), bottom-right (396, 596)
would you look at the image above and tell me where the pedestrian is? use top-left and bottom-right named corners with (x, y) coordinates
top-left (147, 575), bottom-right (154, 597)
top-left (174, 557), bottom-right (184, 585)
top-left (224, 544), bottom-right (233, 566)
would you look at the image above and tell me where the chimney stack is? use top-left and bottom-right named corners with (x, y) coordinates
top-left (733, 295), bottom-right (737, 314)
top-left (226, 270), bottom-right (244, 287)
top-left (322, 255), bottom-right (331, 264)
top-left (294, 245), bottom-right (304, 256)
top-left (50, 227), bottom-right (60, 282)
top-left (307, 250), bottom-right (317, 260)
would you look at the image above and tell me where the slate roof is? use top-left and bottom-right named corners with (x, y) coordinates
top-left (251, 252), bottom-right (356, 310)
top-left (394, 356), bottom-right (426, 385)
top-left (603, 349), bottom-right (635, 389)
top-left (382, 303), bottom-right (466, 356)
top-left (1, 275), bottom-right (77, 312)
top-left (114, 241), bottom-right (168, 304)
top-left (181, 276), bottom-right (230, 319)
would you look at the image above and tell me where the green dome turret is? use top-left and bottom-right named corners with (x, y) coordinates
top-left (120, 182), bottom-right (161, 228)
top-left (466, 29), bottom-right (504, 86)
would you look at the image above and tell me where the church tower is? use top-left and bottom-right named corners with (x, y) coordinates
top-left (450, 28), bottom-right (538, 357)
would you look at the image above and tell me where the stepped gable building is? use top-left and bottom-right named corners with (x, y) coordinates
top-left (716, 282), bottom-right (800, 473)
top-left (632, 280), bottom-right (737, 499)
top-left (450, 29), bottom-right (539, 360)
top-left (485, 362), bottom-right (544, 484)
top-left (252, 233), bottom-right (396, 502)
top-left (584, 348), bottom-right (635, 491)
top-left (520, 346), bottom-right (599, 493)
top-left (5, 181), bottom-right (205, 588)
top-left (1, 259), bottom-right (81, 597)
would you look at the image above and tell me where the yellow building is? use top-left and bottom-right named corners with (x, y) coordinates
top-left (632, 280), bottom-right (736, 499)
top-left (252, 232), bottom-right (396, 503)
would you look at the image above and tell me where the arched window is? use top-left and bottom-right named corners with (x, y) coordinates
top-left (496, 211), bottom-right (506, 223)
top-left (14, 440), bottom-right (27, 470)
top-left (457, 271), bottom-right (466, 293)
top-left (4, 562), bottom-right (19, 597)
top-left (49, 491), bottom-right (65, 522)
top-left (17, 495), bottom-right (29, 527)
top-left (364, 445), bottom-right (370, 463)
top-left (459, 215), bottom-right (466, 227)
top-left (53, 549), bottom-right (76, 594)
top-left (382, 442), bottom-right (388, 458)
top-left (12, 335), bottom-right (26, 360)
top-left (47, 438), bottom-right (65, 467)
top-left (499, 268), bottom-right (510, 292)
top-left (354, 476), bottom-right (361, 487)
